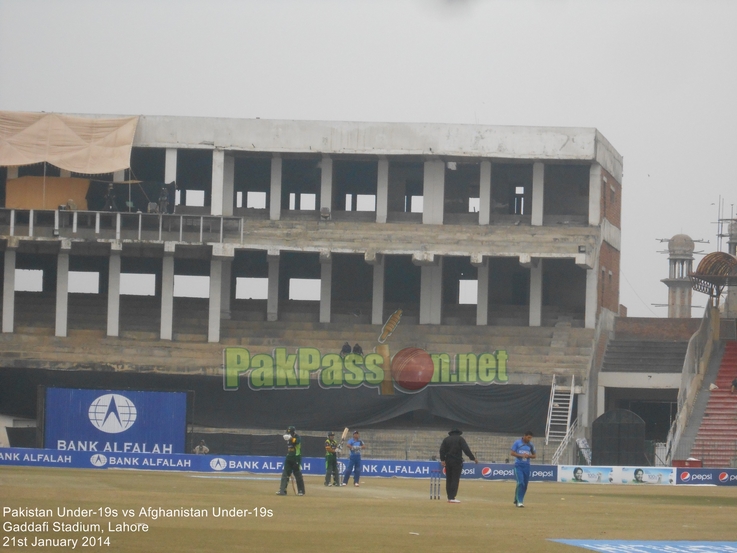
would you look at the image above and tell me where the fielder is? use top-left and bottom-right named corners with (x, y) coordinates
top-left (276, 426), bottom-right (305, 496)
top-left (510, 431), bottom-right (536, 507)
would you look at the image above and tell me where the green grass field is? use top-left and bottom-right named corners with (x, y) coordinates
top-left (1, 466), bottom-right (736, 552)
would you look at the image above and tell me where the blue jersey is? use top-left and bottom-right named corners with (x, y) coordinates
top-left (511, 438), bottom-right (535, 467)
top-left (347, 438), bottom-right (364, 459)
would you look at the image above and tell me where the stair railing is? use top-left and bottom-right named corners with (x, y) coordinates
top-left (552, 417), bottom-right (579, 465)
top-left (545, 374), bottom-right (557, 445)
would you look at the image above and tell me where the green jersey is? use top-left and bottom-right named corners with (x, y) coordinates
top-left (286, 434), bottom-right (302, 459)
top-left (325, 438), bottom-right (338, 459)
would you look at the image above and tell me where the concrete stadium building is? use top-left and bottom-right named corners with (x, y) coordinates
top-left (0, 112), bottom-right (637, 460)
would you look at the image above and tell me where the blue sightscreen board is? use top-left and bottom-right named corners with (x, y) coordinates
top-left (44, 388), bottom-right (187, 453)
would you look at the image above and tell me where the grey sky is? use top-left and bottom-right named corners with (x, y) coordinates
top-left (1, 0), bottom-right (735, 317)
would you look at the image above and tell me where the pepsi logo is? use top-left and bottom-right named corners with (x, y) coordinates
top-left (680, 471), bottom-right (691, 482)
top-left (719, 472), bottom-right (729, 483)
top-left (481, 467), bottom-right (492, 478)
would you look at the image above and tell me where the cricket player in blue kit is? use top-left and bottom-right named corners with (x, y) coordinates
top-left (510, 431), bottom-right (536, 507)
top-left (342, 431), bottom-right (365, 486)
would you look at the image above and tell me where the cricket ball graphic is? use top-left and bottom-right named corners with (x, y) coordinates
top-left (390, 347), bottom-right (434, 392)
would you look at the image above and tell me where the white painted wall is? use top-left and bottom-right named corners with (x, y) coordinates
top-left (130, 115), bottom-right (622, 179)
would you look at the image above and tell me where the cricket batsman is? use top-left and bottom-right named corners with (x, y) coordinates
top-left (276, 426), bottom-right (305, 496)
top-left (324, 431), bottom-right (340, 486)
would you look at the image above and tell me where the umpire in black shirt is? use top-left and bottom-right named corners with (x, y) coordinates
top-left (439, 429), bottom-right (478, 503)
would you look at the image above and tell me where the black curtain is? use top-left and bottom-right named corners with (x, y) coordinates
top-left (0, 367), bottom-right (548, 437)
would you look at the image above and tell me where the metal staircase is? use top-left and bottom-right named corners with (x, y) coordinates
top-left (545, 374), bottom-right (575, 445)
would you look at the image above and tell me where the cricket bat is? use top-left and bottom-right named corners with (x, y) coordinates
top-left (336, 427), bottom-right (349, 453)
top-left (377, 344), bottom-right (394, 395)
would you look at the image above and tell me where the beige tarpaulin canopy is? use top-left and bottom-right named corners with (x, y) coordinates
top-left (6, 176), bottom-right (90, 210)
top-left (0, 111), bottom-right (139, 174)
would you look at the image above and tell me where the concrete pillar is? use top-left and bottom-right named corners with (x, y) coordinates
top-left (0, 415), bottom-right (10, 447)
top-left (165, 149), bottom-right (178, 211)
top-left (422, 160), bottom-right (445, 225)
top-left (370, 255), bottom-right (385, 325)
top-left (107, 246), bottom-right (122, 337)
top-left (577, 390), bottom-right (589, 434)
top-left (221, 259), bottom-right (232, 320)
top-left (726, 222), bottom-right (737, 317)
top-left (475, 258), bottom-right (489, 326)
top-left (668, 285), bottom-right (692, 318)
top-left (319, 251), bottom-right (332, 323)
top-left (165, 149), bottom-right (178, 184)
top-left (597, 385), bottom-right (606, 417)
top-left (479, 160), bottom-right (491, 225)
top-left (2, 247), bottom-right (16, 333)
top-left (528, 258), bottom-right (542, 327)
top-left (211, 150), bottom-right (225, 216)
top-left (376, 158), bottom-right (389, 224)
top-left (270, 156), bottom-right (282, 221)
top-left (531, 162), bottom-right (544, 226)
top-left (208, 258), bottom-right (223, 343)
top-left (585, 267), bottom-right (598, 329)
top-left (419, 259), bottom-right (443, 324)
top-left (223, 155), bottom-right (235, 217)
top-left (55, 247), bottom-right (70, 337)
top-left (588, 164), bottom-right (602, 226)
top-left (267, 252), bottom-right (280, 322)
top-left (320, 156), bottom-right (333, 214)
top-left (160, 244), bottom-right (175, 340)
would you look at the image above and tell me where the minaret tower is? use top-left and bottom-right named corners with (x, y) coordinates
top-left (725, 221), bottom-right (737, 317)
top-left (661, 234), bottom-right (694, 318)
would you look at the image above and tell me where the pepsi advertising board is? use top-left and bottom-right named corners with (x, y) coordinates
top-left (676, 468), bottom-right (737, 486)
top-left (43, 388), bottom-right (188, 454)
top-left (477, 465), bottom-right (557, 482)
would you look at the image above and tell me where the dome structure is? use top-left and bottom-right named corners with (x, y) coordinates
top-left (691, 251), bottom-right (737, 297)
top-left (668, 234), bottom-right (695, 256)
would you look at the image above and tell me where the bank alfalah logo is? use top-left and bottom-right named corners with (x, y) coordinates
top-left (210, 458), bottom-right (227, 471)
top-left (88, 394), bottom-right (137, 434)
top-left (90, 454), bottom-right (108, 467)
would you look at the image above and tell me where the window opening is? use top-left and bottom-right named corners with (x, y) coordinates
top-left (289, 278), bottom-right (320, 301)
top-left (14, 269), bottom-right (43, 292)
top-left (458, 280), bottom-right (478, 305)
top-left (120, 273), bottom-right (156, 296)
top-left (174, 275), bottom-right (209, 298)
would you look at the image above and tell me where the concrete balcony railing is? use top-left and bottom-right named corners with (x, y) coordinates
top-left (0, 208), bottom-right (600, 261)
top-left (0, 208), bottom-right (242, 244)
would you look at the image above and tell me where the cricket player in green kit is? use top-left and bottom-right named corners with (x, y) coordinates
top-left (276, 426), bottom-right (305, 496)
top-left (324, 431), bottom-right (340, 486)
